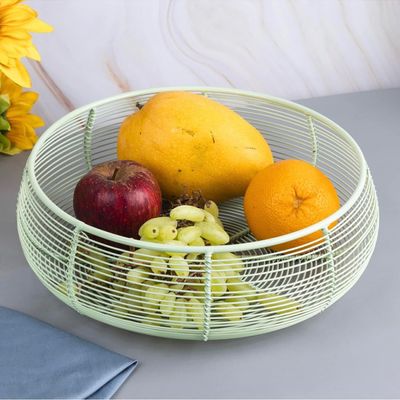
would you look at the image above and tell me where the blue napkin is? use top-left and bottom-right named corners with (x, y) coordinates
top-left (0, 307), bottom-right (137, 399)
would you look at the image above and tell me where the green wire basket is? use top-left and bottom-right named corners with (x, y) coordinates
top-left (16, 87), bottom-right (379, 341)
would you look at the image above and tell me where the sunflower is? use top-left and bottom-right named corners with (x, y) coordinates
top-left (0, 0), bottom-right (52, 87)
top-left (0, 73), bottom-right (44, 155)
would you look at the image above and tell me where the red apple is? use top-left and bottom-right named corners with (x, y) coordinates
top-left (73, 160), bottom-right (162, 238)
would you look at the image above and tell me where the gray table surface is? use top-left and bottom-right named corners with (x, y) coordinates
top-left (1, 88), bottom-right (399, 399)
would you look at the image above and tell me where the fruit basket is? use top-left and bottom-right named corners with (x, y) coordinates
top-left (16, 87), bottom-right (379, 340)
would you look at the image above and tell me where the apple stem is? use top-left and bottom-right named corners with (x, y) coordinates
top-left (111, 168), bottom-right (119, 181)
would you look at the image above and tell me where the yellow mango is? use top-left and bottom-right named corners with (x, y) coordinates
top-left (117, 91), bottom-right (273, 202)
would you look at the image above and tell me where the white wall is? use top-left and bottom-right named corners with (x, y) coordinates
top-left (28, 0), bottom-right (400, 125)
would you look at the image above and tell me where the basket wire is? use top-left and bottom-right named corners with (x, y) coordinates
top-left (16, 87), bottom-right (379, 340)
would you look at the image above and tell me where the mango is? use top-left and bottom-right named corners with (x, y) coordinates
top-left (117, 91), bottom-right (273, 202)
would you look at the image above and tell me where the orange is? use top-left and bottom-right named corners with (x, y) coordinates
top-left (244, 159), bottom-right (340, 252)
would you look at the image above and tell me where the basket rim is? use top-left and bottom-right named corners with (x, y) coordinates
top-left (26, 86), bottom-right (368, 253)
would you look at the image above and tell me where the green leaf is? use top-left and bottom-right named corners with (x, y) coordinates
top-left (0, 95), bottom-right (10, 115)
top-left (0, 115), bottom-right (10, 131)
top-left (0, 133), bottom-right (11, 151)
top-left (0, 133), bottom-right (21, 155)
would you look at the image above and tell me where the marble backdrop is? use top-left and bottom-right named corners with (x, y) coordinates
top-left (27, 0), bottom-right (400, 126)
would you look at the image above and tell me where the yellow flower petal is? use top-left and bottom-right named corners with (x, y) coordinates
top-left (7, 106), bottom-right (32, 117)
top-left (0, 73), bottom-right (23, 101)
top-left (6, 118), bottom-right (37, 150)
top-left (23, 44), bottom-right (41, 61)
top-left (22, 122), bottom-right (35, 137)
top-left (17, 113), bottom-right (44, 128)
top-left (1, 29), bottom-right (32, 40)
top-left (0, 59), bottom-right (31, 87)
top-left (0, 1), bottom-right (51, 87)
top-left (0, 39), bottom-right (22, 58)
top-left (6, 129), bottom-right (33, 150)
top-left (1, 5), bottom-right (35, 25)
top-left (8, 136), bottom-right (33, 150)
top-left (0, 51), bottom-right (10, 65)
top-left (0, 73), bottom-right (44, 154)
top-left (0, 0), bottom-right (23, 10)
top-left (22, 18), bottom-right (53, 33)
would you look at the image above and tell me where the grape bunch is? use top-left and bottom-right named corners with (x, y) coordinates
top-left (56, 202), bottom-right (300, 327)
top-left (109, 202), bottom-right (301, 328)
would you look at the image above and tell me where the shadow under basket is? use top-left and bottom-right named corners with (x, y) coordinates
top-left (16, 87), bottom-right (379, 340)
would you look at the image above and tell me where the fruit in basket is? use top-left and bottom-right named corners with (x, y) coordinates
top-left (258, 293), bottom-right (301, 314)
top-left (160, 292), bottom-right (176, 317)
top-left (73, 160), bottom-right (162, 238)
top-left (106, 200), bottom-right (302, 328)
top-left (140, 204), bottom-right (230, 245)
top-left (214, 301), bottom-right (242, 322)
top-left (117, 91), bottom-right (273, 202)
top-left (244, 159), bottom-right (340, 252)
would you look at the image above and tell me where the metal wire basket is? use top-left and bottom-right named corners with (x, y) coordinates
top-left (16, 87), bottom-right (379, 340)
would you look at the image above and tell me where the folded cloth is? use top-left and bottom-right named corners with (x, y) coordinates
top-left (0, 306), bottom-right (137, 399)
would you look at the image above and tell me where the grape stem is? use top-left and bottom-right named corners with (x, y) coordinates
top-left (229, 228), bottom-right (250, 243)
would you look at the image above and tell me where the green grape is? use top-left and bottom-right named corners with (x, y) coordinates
top-left (138, 217), bottom-right (177, 238)
top-left (214, 301), bottom-right (242, 322)
top-left (146, 311), bottom-right (165, 326)
top-left (169, 298), bottom-right (188, 328)
top-left (91, 267), bottom-right (113, 283)
top-left (149, 258), bottom-right (168, 275)
top-left (226, 277), bottom-right (258, 300)
top-left (213, 252), bottom-right (244, 276)
top-left (170, 205), bottom-right (205, 222)
top-left (132, 248), bottom-right (163, 264)
top-left (126, 266), bottom-right (149, 285)
top-left (169, 276), bottom-right (185, 292)
top-left (203, 200), bottom-right (224, 227)
top-left (210, 271), bottom-right (227, 297)
top-left (112, 293), bottom-right (142, 315)
top-left (203, 210), bottom-right (216, 223)
top-left (80, 249), bottom-right (110, 280)
top-left (196, 222), bottom-right (230, 245)
top-left (124, 283), bottom-right (140, 295)
top-left (138, 281), bottom-right (157, 312)
top-left (115, 251), bottom-right (134, 269)
top-left (183, 273), bottom-right (202, 293)
top-left (159, 291), bottom-right (176, 317)
top-left (177, 226), bottom-right (202, 244)
top-left (90, 258), bottom-right (114, 283)
top-left (112, 297), bottom-right (131, 315)
top-left (215, 217), bottom-right (224, 228)
top-left (140, 224), bottom-right (160, 240)
top-left (225, 295), bottom-right (250, 312)
top-left (111, 279), bottom-right (128, 296)
top-left (211, 263), bottom-right (230, 277)
top-left (186, 295), bottom-right (204, 329)
top-left (57, 280), bottom-right (78, 296)
top-left (204, 200), bottom-right (219, 218)
top-left (144, 283), bottom-right (169, 302)
top-left (143, 283), bottom-right (169, 313)
top-left (168, 255), bottom-right (189, 278)
top-left (258, 292), bottom-right (301, 314)
top-left (186, 253), bottom-right (199, 261)
top-left (164, 240), bottom-right (187, 257)
top-left (188, 236), bottom-right (205, 246)
top-left (157, 224), bottom-right (178, 241)
top-left (79, 248), bottom-right (106, 268)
